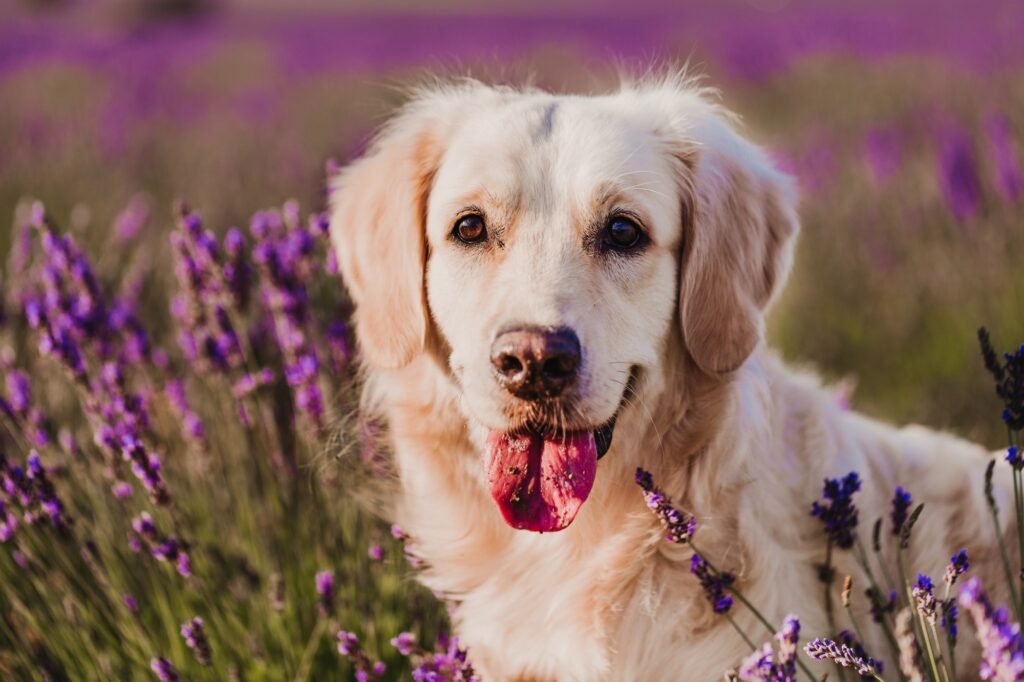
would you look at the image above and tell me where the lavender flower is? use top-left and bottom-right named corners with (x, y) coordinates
top-left (164, 379), bottom-right (205, 441)
top-left (942, 598), bottom-right (959, 644)
top-left (170, 209), bottom-right (244, 373)
top-left (837, 630), bottom-right (884, 676)
top-left (181, 616), bottom-right (212, 666)
top-left (690, 554), bottom-right (734, 614)
top-left (913, 574), bottom-right (938, 624)
top-left (123, 593), bottom-right (138, 613)
top-left (804, 638), bottom-right (879, 677)
top-left (390, 524), bottom-right (424, 568)
top-left (985, 114), bottom-right (1024, 202)
top-left (959, 576), bottom-right (1024, 680)
top-left (635, 468), bottom-right (697, 543)
top-left (391, 631), bottom-right (416, 656)
top-left (337, 630), bottom-right (386, 681)
top-left (392, 630), bottom-right (479, 682)
top-left (810, 472), bottom-right (861, 549)
top-left (937, 127), bottom-right (982, 222)
top-left (129, 512), bottom-right (191, 577)
top-left (150, 657), bottom-right (179, 682)
top-left (890, 486), bottom-right (912, 536)
top-left (114, 195), bottom-right (150, 241)
top-left (368, 544), bottom-right (384, 561)
top-left (737, 614), bottom-right (800, 682)
top-left (978, 328), bottom-right (1024, 431)
top-left (315, 569), bottom-right (334, 614)
top-left (945, 549), bottom-right (969, 587)
top-left (250, 204), bottom-right (326, 433)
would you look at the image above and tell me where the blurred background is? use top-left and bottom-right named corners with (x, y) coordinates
top-left (3, 0), bottom-right (1024, 443)
top-left (1, 1), bottom-right (1023, 679)
top-left (4, 0), bottom-right (1023, 446)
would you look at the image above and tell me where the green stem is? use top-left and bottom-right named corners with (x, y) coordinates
top-left (725, 613), bottom-right (758, 651)
top-left (852, 539), bottom-right (903, 670)
top-left (689, 541), bottom-right (818, 682)
top-left (292, 615), bottom-right (327, 682)
top-left (987, 463), bottom-right (1022, 621)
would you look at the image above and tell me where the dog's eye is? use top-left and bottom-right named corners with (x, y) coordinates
top-left (602, 216), bottom-right (645, 252)
top-left (453, 214), bottom-right (487, 244)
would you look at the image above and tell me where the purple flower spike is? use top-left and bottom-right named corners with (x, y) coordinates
top-left (985, 114), bottom-right (1024, 202)
top-left (337, 630), bottom-right (386, 681)
top-left (913, 574), bottom-right (938, 624)
top-left (181, 616), bottom-right (212, 666)
top-left (123, 593), bottom-right (138, 613)
top-left (945, 549), bottom-right (969, 587)
top-left (810, 472), bottom-right (861, 549)
top-left (804, 638), bottom-right (879, 677)
top-left (315, 569), bottom-right (334, 614)
top-left (937, 127), bottom-right (982, 222)
top-left (738, 614), bottom-right (800, 681)
top-left (890, 486), bottom-right (912, 536)
top-left (942, 599), bottom-right (959, 644)
top-left (149, 657), bottom-right (179, 682)
top-left (959, 577), bottom-right (1024, 680)
top-left (690, 554), bottom-right (734, 614)
top-left (391, 631), bottom-right (416, 656)
top-left (635, 468), bottom-right (697, 544)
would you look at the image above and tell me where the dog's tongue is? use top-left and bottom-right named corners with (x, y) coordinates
top-left (484, 430), bottom-right (597, 532)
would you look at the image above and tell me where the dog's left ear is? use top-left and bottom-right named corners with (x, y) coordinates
top-left (328, 91), bottom-right (463, 370)
top-left (672, 109), bottom-right (799, 375)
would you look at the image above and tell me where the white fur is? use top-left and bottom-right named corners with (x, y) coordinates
top-left (329, 76), bottom-right (1014, 681)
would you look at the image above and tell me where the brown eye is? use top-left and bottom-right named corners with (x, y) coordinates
top-left (603, 216), bottom-right (645, 251)
top-left (453, 214), bottom-right (487, 244)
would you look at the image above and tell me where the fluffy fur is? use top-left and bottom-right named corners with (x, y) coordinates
top-left (329, 75), bottom-right (1014, 681)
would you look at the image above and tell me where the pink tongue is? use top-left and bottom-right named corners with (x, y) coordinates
top-left (484, 430), bottom-right (597, 532)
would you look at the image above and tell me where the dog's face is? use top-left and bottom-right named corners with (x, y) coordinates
top-left (330, 79), bottom-right (798, 533)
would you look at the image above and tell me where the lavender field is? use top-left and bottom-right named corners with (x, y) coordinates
top-left (1, 0), bottom-right (1023, 679)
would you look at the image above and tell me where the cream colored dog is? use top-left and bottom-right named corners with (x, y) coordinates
top-left (329, 75), bottom-right (1013, 681)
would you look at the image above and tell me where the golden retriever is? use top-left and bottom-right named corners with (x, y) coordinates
top-left (328, 74), bottom-right (1014, 681)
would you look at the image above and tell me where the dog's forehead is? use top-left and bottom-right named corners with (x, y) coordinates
top-left (433, 94), bottom-right (680, 238)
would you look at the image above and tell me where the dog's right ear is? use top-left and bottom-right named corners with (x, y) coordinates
top-left (328, 93), bottom-right (455, 370)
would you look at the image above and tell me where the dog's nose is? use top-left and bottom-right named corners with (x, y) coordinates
top-left (490, 326), bottom-right (581, 400)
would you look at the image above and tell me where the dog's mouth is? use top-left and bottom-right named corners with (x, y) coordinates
top-left (483, 368), bottom-right (638, 533)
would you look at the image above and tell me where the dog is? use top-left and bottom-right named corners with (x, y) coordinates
top-left (328, 74), bottom-right (1014, 681)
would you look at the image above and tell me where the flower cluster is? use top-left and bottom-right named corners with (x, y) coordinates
top-left (149, 657), bottom-right (179, 682)
top-left (180, 616), bottom-right (212, 666)
top-left (315, 569), bottom-right (335, 615)
top-left (0, 449), bottom-right (70, 537)
top-left (129, 512), bottom-right (191, 577)
top-left (169, 209), bottom-right (245, 373)
top-left (810, 472), bottom-right (861, 549)
top-left (690, 554), bottom-right (735, 614)
top-left (390, 630), bottom-right (480, 682)
top-left (635, 467), bottom-right (696, 544)
top-left (959, 577), bottom-right (1024, 680)
top-left (836, 630), bottom-right (884, 677)
top-left (250, 204), bottom-right (327, 433)
top-left (891, 486), bottom-right (912, 536)
top-left (944, 549), bottom-right (969, 588)
top-left (337, 630), bottom-right (387, 681)
top-left (2, 366), bottom-right (50, 447)
top-left (913, 574), bottom-right (938, 624)
top-left (737, 614), bottom-right (800, 682)
top-left (978, 328), bottom-right (1024, 432)
top-left (804, 638), bottom-right (879, 677)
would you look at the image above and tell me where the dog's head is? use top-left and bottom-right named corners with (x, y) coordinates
top-left (330, 77), bottom-right (798, 533)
